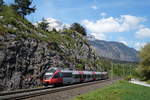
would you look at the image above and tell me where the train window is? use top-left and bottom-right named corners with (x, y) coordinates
top-left (93, 75), bottom-right (95, 78)
top-left (74, 74), bottom-right (80, 78)
top-left (83, 75), bottom-right (86, 78)
top-left (43, 75), bottom-right (52, 79)
top-left (96, 75), bottom-right (98, 78)
top-left (53, 73), bottom-right (60, 78)
top-left (81, 74), bottom-right (83, 78)
top-left (62, 72), bottom-right (72, 77)
top-left (88, 75), bottom-right (91, 78)
top-left (73, 74), bottom-right (77, 78)
top-left (47, 69), bottom-right (56, 73)
top-left (87, 75), bottom-right (89, 78)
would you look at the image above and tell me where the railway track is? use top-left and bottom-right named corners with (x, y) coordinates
top-left (0, 79), bottom-right (112, 100)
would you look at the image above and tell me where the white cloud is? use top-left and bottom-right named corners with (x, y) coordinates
top-left (91, 5), bottom-right (98, 10)
top-left (82, 15), bottom-right (145, 40)
top-left (36, 18), bottom-right (70, 31)
top-left (100, 12), bottom-right (107, 17)
top-left (91, 32), bottom-right (106, 40)
top-left (135, 27), bottom-right (150, 39)
top-left (134, 42), bottom-right (146, 50)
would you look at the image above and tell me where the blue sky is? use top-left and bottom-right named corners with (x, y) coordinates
top-left (5, 0), bottom-right (150, 50)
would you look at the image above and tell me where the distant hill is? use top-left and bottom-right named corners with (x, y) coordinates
top-left (87, 36), bottom-right (139, 62)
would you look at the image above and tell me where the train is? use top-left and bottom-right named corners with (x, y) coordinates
top-left (42, 67), bottom-right (108, 86)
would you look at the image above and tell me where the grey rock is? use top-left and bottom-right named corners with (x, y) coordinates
top-left (89, 39), bottom-right (139, 62)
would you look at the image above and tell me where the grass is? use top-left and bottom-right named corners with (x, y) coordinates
top-left (73, 80), bottom-right (150, 100)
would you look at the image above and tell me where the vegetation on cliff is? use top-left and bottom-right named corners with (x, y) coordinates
top-left (0, 5), bottom-right (102, 91)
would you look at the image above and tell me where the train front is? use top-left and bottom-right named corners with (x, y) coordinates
top-left (42, 67), bottom-right (57, 86)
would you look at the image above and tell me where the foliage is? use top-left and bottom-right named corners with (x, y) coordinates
top-left (124, 75), bottom-right (133, 81)
top-left (13, 0), bottom-right (35, 17)
top-left (0, 0), bottom-right (4, 6)
top-left (70, 23), bottom-right (87, 36)
top-left (147, 80), bottom-right (150, 84)
top-left (37, 18), bottom-right (49, 31)
top-left (76, 64), bottom-right (84, 70)
top-left (74, 81), bottom-right (150, 100)
top-left (112, 63), bottom-right (136, 77)
top-left (98, 58), bottom-right (111, 71)
top-left (136, 43), bottom-right (150, 80)
top-left (98, 58), bottom-right (137, 78)
top-left (0, 0), bottom-right (4, 11)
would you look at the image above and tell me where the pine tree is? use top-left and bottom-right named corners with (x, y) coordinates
top-left (0, 0), bottom-right (4, 11)
top-left (13, 0), bottom-right (35, 17)
top-left (37, 18), bottom-right (49, 31)
top-left (0, 0), bottom-right (4, 6)
top-left (70, 23), bottom-right (87, 36)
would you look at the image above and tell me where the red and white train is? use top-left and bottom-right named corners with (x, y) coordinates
top-left (42, 67), bottom-right (108, 86)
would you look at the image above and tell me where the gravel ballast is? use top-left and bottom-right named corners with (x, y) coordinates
top-left (25, 79), bottom-right (119, 100)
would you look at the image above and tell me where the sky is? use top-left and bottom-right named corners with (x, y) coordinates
top-left (5, 0), bottom-right (150, 50)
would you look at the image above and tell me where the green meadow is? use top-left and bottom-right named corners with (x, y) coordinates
top-left (74, 81), bottom-right (150, 100)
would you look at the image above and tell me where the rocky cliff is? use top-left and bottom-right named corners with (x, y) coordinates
top-left (88, 39), bottom-right (139, 62)
top-left (0, 6), bottom-right (101, 91)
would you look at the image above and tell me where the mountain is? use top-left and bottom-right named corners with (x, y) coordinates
top-left (0, 6), bottom-right (101, 91)
top-left (87, 36), bottom-right (139, 62)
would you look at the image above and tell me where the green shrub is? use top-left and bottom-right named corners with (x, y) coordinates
top-left (124, 75), bottom-right (133, 81)
top-left (147, 80), bottom-right (150, 84)
top-left (76, 64), bottom-right (84, 70)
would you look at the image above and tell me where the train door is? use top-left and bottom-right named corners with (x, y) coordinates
top-left (52, 72), bottom-right (63, 84)
top-left (62, 72), bottom-right (73, 84)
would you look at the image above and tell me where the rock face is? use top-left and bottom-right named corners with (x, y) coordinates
top-left (0, 32), bottom-right (100, 91)
top-left (0, 6), bottom-right (102, 91)
top-left (89, 39), bottom-right (139, 62)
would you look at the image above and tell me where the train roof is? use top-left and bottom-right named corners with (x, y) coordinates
top-left (46, 67), bottom-right (107, 74)
top-left (82, 71), bottom-right (93, 74)
top-left (72, 70), bottom-right (80, 74)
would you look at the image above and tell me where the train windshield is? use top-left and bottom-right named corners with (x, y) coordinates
top-left (43, 75), bottom-right (53, 80)
top-left (47, 69), bottom-right (56, 73)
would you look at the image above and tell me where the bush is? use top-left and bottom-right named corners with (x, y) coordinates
top-left (124, 75), bottom-right (133, 81)
top-left (76, 64), bottom-right (84, 70)
top-left (70, 23), bottom-right (87, 36)
top-left (147, 80), bottom-right (150, 84)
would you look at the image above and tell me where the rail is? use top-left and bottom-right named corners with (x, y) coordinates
top-left (0, 79), bottom-right (111, 100)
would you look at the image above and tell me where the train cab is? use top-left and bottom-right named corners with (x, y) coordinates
top-left (43, 67), bottom-right (63, 86)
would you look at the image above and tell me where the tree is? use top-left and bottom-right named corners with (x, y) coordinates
top-left (70, 23), bottom-right (87, 36)
top-left (136, 43), bottom-right (150, 80)
top-left (0, 0), bottom-right (4, 6)
top-left (37, 18), bottom-right (49, 31)
top-left (13, 0), bottom-right (35, 17)
top-left (52, 28), bottom-right (57, 32)
top-left (0, 0), bottom-right (4, 11)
